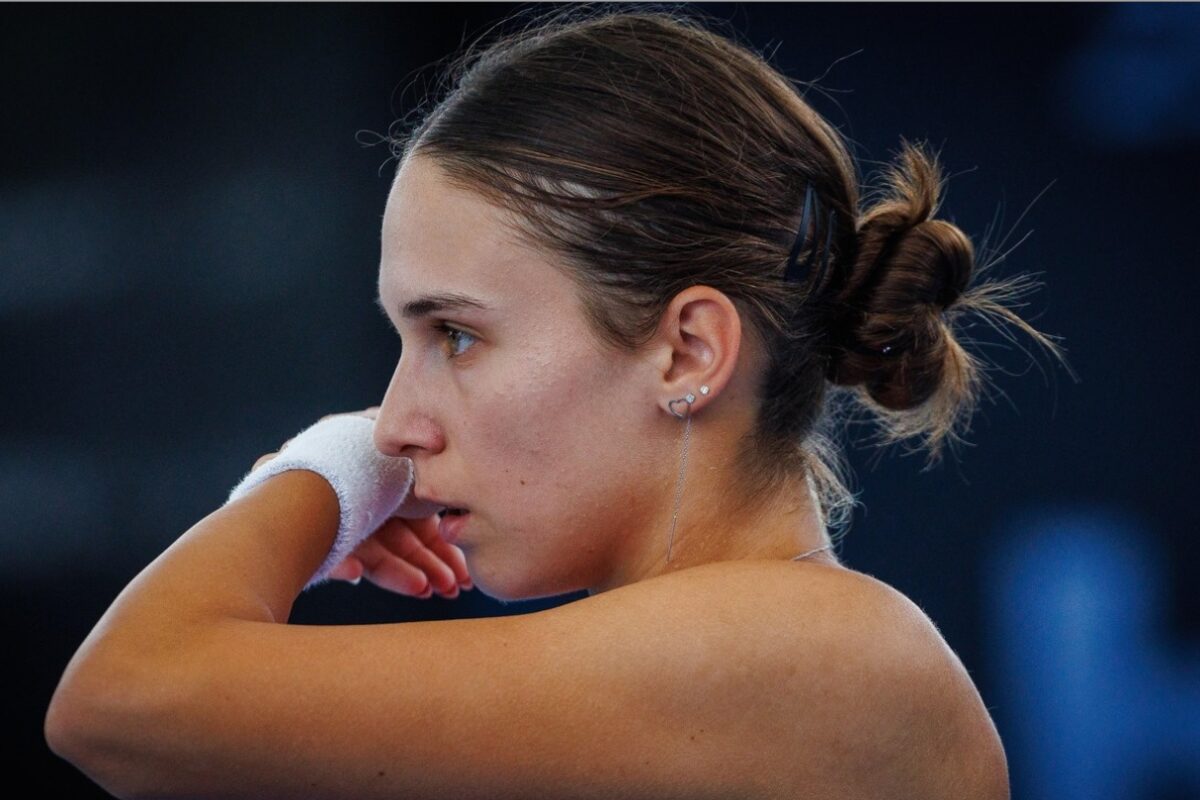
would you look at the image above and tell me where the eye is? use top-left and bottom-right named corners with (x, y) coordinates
top-left (434, 322), bottom-right (477, 359)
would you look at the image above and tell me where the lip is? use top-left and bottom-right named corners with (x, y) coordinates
top-left (412, 484), bottom-right (463, 506)
top-left (437, 510), bottom-right (470, 545)
top-left (409, 488), bottom-right (468, 513)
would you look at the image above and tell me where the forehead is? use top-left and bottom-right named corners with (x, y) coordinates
top-left (378, 156), bottom-right (563, 311)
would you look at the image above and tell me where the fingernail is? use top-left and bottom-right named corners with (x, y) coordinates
top-left (463, 580), bottom-right (474, 591)
top-left (349, 576), bottom-right (362, 586)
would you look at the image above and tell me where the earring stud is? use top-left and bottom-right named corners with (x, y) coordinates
top-left (668, 385), bottom-right (710, 419)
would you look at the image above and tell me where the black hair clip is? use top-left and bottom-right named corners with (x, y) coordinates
top-left (783, 184), bottom-right (836, 288)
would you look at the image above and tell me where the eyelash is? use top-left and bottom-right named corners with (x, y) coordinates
top-left (432, 321), bottom-right (477, 360)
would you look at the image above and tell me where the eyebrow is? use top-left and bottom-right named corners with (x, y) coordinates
top-left (374, 291), bottom-right (492, 323)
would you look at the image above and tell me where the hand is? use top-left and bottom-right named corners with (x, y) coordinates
top-left (251, 406), bottom-right (474, 599)
top-left (326, 515), bottom-right (473, 600)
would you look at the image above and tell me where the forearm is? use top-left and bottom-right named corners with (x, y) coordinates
top-left (46, 470), bottom-right (339, 780)
top-left (105, 469), bottom-right (338, 626)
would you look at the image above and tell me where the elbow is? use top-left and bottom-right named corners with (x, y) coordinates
top-left (45, 655), bottom-right (183, 800)
top-left (44, 683), bottom-right (81, 766)
top-left (45, 679), bottom-right (133, 799)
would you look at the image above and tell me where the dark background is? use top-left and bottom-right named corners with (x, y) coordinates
top-left (6, 3), bottom-right (1198, 798)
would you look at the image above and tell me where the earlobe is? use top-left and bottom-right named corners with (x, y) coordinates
top-left (666, 384), bottom-right (710, 418)
top-left (667, 394), bottom-right (694, 419)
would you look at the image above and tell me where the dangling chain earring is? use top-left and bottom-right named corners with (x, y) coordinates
top-left (665, 384), bottom-right (836, 565)
top-left (666, 385), bottom-right (708, 562)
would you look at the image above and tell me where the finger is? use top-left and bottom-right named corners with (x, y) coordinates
top-left (354, 518), bottom-right (470, 594)
top-left (374, 520), bottom-right (463, 594)
top-left (403, 514), bottom-right (472, 589)
top-left (422, 530), bottom-right (472, 588)
top-left (327, 555), bottom-right (364, 584)
top-left (355, 535), bottom-right (441, 597)
top-left (253, 452), bottom-right (278, 470)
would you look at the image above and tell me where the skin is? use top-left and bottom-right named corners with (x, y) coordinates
top-left (45, 151), bottom-right (1009, 800)
top-left (364, 153), bottom-right (839, 601)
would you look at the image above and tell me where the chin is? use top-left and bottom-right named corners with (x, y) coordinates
top-left (472, 568), bottom-right (585, 606)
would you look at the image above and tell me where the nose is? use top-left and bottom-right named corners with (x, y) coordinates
top-left (372, 361), bottom-right (445, 459)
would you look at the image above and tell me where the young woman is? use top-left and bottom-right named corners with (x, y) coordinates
top-left (47, 7), bottom-right (1064, 798)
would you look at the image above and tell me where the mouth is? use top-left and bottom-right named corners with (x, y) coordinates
top-left (411, 485), bottom-right (468, 519)
top-left (436, 506), bottom-right (471, 545)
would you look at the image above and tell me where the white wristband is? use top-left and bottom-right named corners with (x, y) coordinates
top-left (225, 415), bottom-right (421, 590)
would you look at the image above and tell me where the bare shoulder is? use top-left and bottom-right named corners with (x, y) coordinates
top-left (761, 560), bottom-right (1010, 800)
top-left (839, 565), bottom-right (1010, 799)
top-left (579, 559), bottom-right (1011, 800)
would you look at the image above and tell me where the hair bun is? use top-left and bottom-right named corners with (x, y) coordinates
top-left (898, 218), bottom-right (973, 311)
top-left (824, 139), bottom-right (976, 412)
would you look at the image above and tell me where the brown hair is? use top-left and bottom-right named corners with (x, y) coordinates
top-left (378, 3), bottom-right (1070, 543)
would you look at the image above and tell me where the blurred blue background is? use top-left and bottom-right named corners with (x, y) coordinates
top-left (5, 3), bottom-right (1198, 797)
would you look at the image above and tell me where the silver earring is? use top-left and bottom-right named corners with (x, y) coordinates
top-left (667, 384), bottom-right (709, 419)
top-left (665, 385), bottom-right (708, 562)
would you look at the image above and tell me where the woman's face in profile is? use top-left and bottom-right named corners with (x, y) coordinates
top-left (373, 155), bottom-right (662, 600)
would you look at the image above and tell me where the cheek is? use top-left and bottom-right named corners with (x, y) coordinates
top-left (466, 351), bottom-right (618, 513)
top-left (476, 358), bottom-right (591, 466)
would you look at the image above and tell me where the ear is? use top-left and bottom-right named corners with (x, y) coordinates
top-left (653, 285), bottom-right (743, 416)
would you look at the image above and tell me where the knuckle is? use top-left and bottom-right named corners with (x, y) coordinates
top-left (253, 453), bottom-right (277, 469)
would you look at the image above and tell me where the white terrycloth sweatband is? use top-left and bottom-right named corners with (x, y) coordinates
top-left (225, 414), bottom-right (417, 590)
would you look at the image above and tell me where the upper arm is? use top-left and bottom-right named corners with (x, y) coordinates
top-left (62, 561), bottom-right (1009, 800)
top-left (84, 567), bottom-right (805, 800)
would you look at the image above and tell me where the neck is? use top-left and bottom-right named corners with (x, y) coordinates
top-left (587, 434), bottom-right (837, 596)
